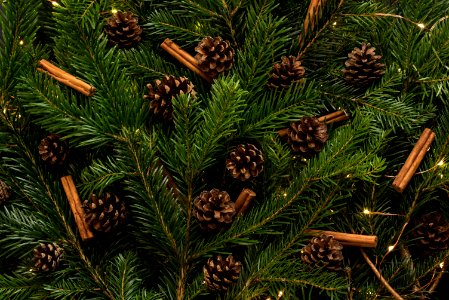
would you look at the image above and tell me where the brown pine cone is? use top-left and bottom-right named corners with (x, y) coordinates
top-left (105, 11), bottom-right (142, 49)
top-left (204, 255), bottom-right (242, 291)
top-left (342, 42), bottom-right (385, 86)
top-left (412, 212), bottom-right (449, 252)
top-left (195, 36), bottom-right (235, 78)
top-left (193, 189), bottom-right (236, 231)
top-left (287, 117), bottom-right (328, 156)
top-left (38, 134), bottom-right (69, 165)
top-left (144, 75), bottom-right (196, 122)
top-left (33, 242), bottom-right (63, 272)
top-left (226, 143), bottom-right (264, 181)
top-left (267, 55), bottom-right (305, 89)
top-left (0, 180), bottom-right (11, 204)
top-left (83, 192), bottom-right (126, 233)
top-left (301, 234), bottom-right (344, 271)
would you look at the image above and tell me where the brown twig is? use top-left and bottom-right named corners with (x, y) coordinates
top-left (360, 248), bottom-right (404, 300)
top-left (160, 39), bottom-right (213, 82)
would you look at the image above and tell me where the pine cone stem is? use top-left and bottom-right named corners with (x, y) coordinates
top-left (161, 39), bottom-right (213, 82)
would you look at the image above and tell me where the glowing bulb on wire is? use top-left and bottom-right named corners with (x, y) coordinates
top-left (363, 209), bottom-right (370, 215)
top-left (111, 8), bottom-right (118, 14)
top-left (417, 23), bottom-right (425, 29)
top-left (387, 245), bottom-right (395, 252)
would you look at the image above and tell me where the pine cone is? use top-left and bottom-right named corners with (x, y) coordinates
top-left (287, 117), bottom-right (328, 156)
top-left (195, 36), bottom-right (235, 79)
top-left (267, 55), bottom-right (305, 89)
top-left (105, 11), bottom-right (142, 49)
top-left (193, 189), bottom-right (236, 231)
top-left (412, 212), bottom-right (449, 252)
top-left (301, 234), bottom-right (344, 271)
top-left (0, 180), bottom-right (11, 204)
top-left (204, 255), bottom-right (242, 291)
top-left (144, 75), bottom-right (196, 122)
top-left (38, 134), bottom-right (69, 165)
top-left (83, 192), bottom-right (126, 233)
top-left (33, 242), bottom-right (63, 272)
top-left (342, 42), bottom-right (385, 86)
top-left (226, 143), bottom-right (264, 181)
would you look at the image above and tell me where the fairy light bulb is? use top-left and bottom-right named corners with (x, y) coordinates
top-left (111, 8), bottom-right (118, 14)
top-left (387, 245), bottom-right (395, 252)
top-left (51, 1), bottom-right (60, 6)
top-left (363, 209), bottom-right (370, 215)
top-left (417, 23), bottom-right (425, 29)
top-left (19, 40), bottom-right (24, 46)
top-left (437, 159), bottom-right (445, 166)
top-left (440, 262), bottom-right (444, 268)
top-left (278, 290), bottom-right (284, 298)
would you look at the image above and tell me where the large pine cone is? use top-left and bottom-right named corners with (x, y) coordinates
top-left (412, 212), bottom-right (449, 252)
top-left (287, 117), bottom-right (328, 156)
top-left (105, 11), bottom-right (142, 49)
top-left (33, 242), bottom-right (63, 272)
top-left (0, 180), bottom-right (11, 204)
top-left (38, 134), bottom-right (69, 165)
top-left (193, 189), bottom-right (236, 231)
top-left (301, 234), bottom-right (343, 271)
top-left (204, 255), bottom-right (242, 291)
top-left (342, 42), bottom-right (385, 86)
top-left (226, 143), bottom-right (264, 181)
top-left (144, 75), bottom-right (196, 122)
top-left (195, 36), bottom-right (235, 79)
top-left (83, 192), bottom-right (126, 233)
top-left (267, 55), bottom-right (305, 89)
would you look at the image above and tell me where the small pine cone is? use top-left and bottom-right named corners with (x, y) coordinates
top-left (412, 212), bottom-right (449, 252)
top-left (226, 143), bottom-right (264, 181)
top-left (33, 242), bottom-right (63, 272)
top-left (301, 234), bottom-right (344, 271)
top-left (0, 180), bottom-right (11, 204)
top-left (83, 192), bottom-right (126, 233)
top-left (342, 42), bottom-right (385, 86)
top-left (144, 75), bottom-right (196, 122)
top-left (267, 55), bottom-right (305, 89)
top-left (193, 189), bottom-right (236, 231)
top-left (287, 117), bottom-right (328, 156)
top-left (195, 36), bottom-right (235, 79)
top-left (38, 134), bottom-right (69, 165)
top-left (105, 11), bottom-right (142, 49)
top-left (204, 255), bottom-right (242, 291)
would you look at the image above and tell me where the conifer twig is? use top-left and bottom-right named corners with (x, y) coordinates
top-left (360, 249), bottom-right (404, 300)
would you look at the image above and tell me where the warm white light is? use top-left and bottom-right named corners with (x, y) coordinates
top-left (332, 21), bottom-right (337, 26)
top-left (440, 174), bottom-right (444, 179)
top-left (363, 209), bottom-right (370, 215)
top-left (19, 40), bottom-right (24, 45)
top-left (283, 193), bottom-right (287, 197)
top-left (397, 68), bottom-right (402, 72)
top-left (438, 159), bottom-right (445, 166)
top-left (440, 262), bottom-right (444, 268)
top-left (278, 290), bottom-right (284, 297)
top-left (51, 1), bottom-right (60, 6)
top-left (111, 8), bottom-right (118, 14)
top-left (417, 23), bottom-right (425, 29)
top-left (388, 245), bottom-right (395, 252)
top-left (346, 174), bottom-right (351, 178)
top-left (266, 297), bottom-right (272, 300)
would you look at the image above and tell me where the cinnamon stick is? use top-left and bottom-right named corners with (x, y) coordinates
top-left (305, 229), bottom-right (377, 248)
top-left (235, 188), bottom-right (256, 216)
top-left (161, 39), bottom-right (213, 83)
top-left (38, 60), bottom-right (96, 96)
top-left (392, 128), bottom-right (435, 193)
top-left (279, 110), bottom-right (349, 138)
top-left (60, 175), bottom-right (94, 241)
